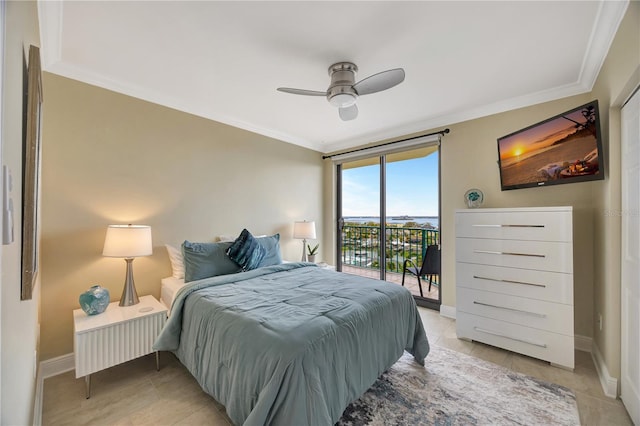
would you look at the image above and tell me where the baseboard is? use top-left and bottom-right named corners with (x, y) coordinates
top-left (41, 353), bottom-right (74, 378)
top-left (575, 334), bottom-right (592, 352)
top-left (33, 353), bottom-right (74, 426)
top-left (32, 366), bottom-right (43, 426)
top-left (439, 304), bottom-right (456, 319)
top-left (592, 343), bottom-right (618, 398)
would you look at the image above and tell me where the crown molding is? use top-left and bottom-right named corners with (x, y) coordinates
top-left (578, 0), bottom-right (630, 91)
top-left (37, 0), bottom-right (629, 154)
top-left (37, 0), bottom-right (63, 70)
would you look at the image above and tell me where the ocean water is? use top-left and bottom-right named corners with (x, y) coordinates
top-left (344, 216), bottom-right (439, 228)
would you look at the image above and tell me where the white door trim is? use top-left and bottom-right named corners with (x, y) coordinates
top-left (620, 87), bottom-right (640, 425)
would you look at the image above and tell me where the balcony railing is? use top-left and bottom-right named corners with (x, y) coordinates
top-left (341, 224), bottom-right (439, 274)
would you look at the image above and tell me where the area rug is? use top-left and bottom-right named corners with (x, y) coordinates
top-left (337, 345), bottom-right (580, 425)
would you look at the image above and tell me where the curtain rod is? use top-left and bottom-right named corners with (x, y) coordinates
top-left (321, 128), bottom-right (450, 160)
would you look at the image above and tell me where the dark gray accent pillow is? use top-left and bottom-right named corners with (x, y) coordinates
top-left (226, 229), bottom-right (266, 271)
top-left (182, 240), bottom-right (242, 283)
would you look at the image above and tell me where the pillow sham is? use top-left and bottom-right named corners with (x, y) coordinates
top-left (257, 233), bottom-right (282, 267)
top-left (226, 229), bottom-right (266, 271)
top-left (182, 240), bottom-right (242, 283)
top-left (219, 234), bottom-right (266, 242)
top-left (165, 244), bottom-right (185, 279)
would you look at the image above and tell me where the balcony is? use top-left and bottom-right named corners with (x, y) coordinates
top-left (340, 224), bottom-right (440, 300)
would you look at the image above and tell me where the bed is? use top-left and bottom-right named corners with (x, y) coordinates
top-left (159, 276), bottom-right (185, 313)
top-left (153, 262), bottom-right (429, 425)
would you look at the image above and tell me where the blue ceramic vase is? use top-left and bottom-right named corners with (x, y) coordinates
top-left (79, 285), bottom-right (110, 315)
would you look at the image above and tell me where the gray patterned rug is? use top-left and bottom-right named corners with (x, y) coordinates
top-left (337, 345), bottom-right (580, 425)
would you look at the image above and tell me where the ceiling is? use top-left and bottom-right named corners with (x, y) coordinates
top-left (37, 1), bottom-right (628, 154)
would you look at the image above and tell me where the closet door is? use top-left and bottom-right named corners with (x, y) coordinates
top-left (621, 87), bottom-right (640, 426)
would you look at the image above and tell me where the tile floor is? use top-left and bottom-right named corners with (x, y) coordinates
top-left (416, 309), bottom-right (633, 426)
top-left (41, 308), bottom-right (633, 425)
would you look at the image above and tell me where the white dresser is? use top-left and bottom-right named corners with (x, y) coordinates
top-left (455, 206), bottom-right (574, 369)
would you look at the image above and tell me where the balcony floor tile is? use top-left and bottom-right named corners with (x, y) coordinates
top-left (341, 265), bottom-right (440, 300)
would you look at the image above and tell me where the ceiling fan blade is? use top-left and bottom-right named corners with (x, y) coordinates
top-left (339, 104), bottom-right (358, 121)
top-left (353, 68), bottom-right (405, 96)
top-left (277, 87), bottom-right (327, 96)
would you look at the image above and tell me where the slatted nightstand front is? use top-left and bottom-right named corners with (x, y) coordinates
top-left (73, 295), bottom-right (167, 397)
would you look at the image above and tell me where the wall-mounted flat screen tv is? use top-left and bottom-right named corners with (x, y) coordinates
top-left (497, 100), bottom-right (604, 191)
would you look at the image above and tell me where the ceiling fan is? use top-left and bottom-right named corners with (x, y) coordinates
top-left (277, 62), bottom-right (405, 121)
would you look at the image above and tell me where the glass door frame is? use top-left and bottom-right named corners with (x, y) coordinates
top-left (335, 149), bottom-right (441, 310)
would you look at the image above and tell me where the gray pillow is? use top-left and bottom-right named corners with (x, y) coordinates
top-left (257, 234), bottom-right (282, 267)
top-left (226, 229), bottom-right (266, 271)
top-left (182, 240), bottom-right (241, 283)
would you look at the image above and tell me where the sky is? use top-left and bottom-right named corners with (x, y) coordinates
top-left (342, 152), bottom-right (439, 217)
top-left (498, 108), bottom-right (590, 160)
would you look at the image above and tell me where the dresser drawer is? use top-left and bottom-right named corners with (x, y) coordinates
top-left (456, 312), bottom-right (574, 369)
top-left (456, 238), bottom-right (573, 273)
top-left (457, 287), bottom-right (574, 335)
top-left (455, 210), bottom-right (572, 242)
top-left (456, 262), bottom-right (573, 305)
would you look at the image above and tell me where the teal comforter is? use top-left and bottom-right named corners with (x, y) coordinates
top-left (154, 263), bottom-right (429, 425)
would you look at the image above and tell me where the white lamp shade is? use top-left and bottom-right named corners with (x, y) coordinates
top-left (102, 225), bottom-right (153, 258)
top-left (293, 221), bottom-right (316, 239)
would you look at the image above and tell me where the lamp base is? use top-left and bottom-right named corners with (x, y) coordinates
top-left (119, 258), bottom-right (140, 306)
top-left (300, 238), bottom-right (308, 262)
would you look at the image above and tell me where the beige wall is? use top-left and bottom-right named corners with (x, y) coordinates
top-left (37, 0), bottom-right (639, 387)
top-left (39, 74), bottom-right (324, 359)
top-left (1, 1), bottom-right (41, 424)
top-left (322, 1), bottom-right (639, 384)
top-left (440, 95), bottom-right (598, 339)
top-left (323, 96), bottom-right (596, 336)
top-left (590, 0), bottom-right (640, 379)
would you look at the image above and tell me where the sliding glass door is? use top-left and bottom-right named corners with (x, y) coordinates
top-left (337, 145), bottom-right (440, 308)
top-left (339, 160), bottom-right (382, 280)
top-left (384, 150), bottom-right (440, 304)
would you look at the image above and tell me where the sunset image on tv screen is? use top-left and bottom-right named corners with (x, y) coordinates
top-left (498, 101), bottom-right (602, 190)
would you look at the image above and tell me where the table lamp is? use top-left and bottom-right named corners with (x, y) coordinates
top-left (102, 224), bottom-right (152, 306)
top-left (293, 220), bottom-right (316, 262)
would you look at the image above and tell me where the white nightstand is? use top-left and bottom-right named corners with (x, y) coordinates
top-left (73, 295), bottom-right (167, 398)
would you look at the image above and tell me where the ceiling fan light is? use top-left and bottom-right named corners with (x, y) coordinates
top-left (329, 93), bottom-right (357, 108)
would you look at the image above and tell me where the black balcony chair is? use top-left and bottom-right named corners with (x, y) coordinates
top-left (401, 245), bottom-right (440, 297)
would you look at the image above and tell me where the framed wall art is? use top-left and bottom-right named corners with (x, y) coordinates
top-left (21, 45), bottom-right (42, 300)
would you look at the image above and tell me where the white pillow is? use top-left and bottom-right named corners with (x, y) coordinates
top-left (165, 244), bottom-right (185, 279)
top-left (218, 234), bottom-right (266, 242)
